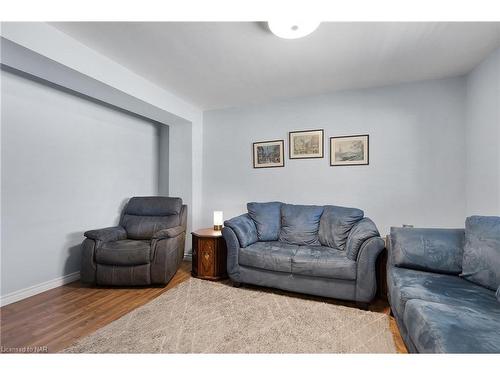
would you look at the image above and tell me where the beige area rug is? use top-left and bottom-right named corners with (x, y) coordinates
top-left (63, 278), bottom-right (396, 353)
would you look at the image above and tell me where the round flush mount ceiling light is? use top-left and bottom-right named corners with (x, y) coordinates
top-left (268, 21), bottom-right (320, 39)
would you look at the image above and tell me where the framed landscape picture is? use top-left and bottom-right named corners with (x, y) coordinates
top-left (289, 129), bottom-right (324, 159)
top-left (330, 134), bottom-right (369, 166)
top-left (252, 140), bottom-right (285, 168)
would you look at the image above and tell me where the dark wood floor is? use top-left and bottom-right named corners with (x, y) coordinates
top-left (0, 261), bottom-right (407, 353)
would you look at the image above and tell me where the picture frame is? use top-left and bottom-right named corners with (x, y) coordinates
top-left (289, 129), bottom-right (324, 159)
top-left (252, 139), bottom-right (285, 168)
top-left (330, 134), bottom-right (369, 166)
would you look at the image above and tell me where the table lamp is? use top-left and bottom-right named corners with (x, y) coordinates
top-left (213, 211), bottom-right (223, 231)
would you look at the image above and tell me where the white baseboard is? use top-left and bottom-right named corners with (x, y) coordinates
top-left (0, 271), bottom-right (80, 307)
top-left (1, 252), bottom-right (191, 307)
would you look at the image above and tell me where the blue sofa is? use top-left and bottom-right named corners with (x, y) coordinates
top-left (221, 202), bottom-right (385, 305)
top-left (388, 216), bottom-right (500, 353)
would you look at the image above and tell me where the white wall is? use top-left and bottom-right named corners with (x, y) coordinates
top-left (1, 69), bottom-right (160, 297)
top-left (465, 47), bottom-right (500, 215)
top-left (202, 77), bottom-right (467, 235)
top-left (1, 22), bottom-right (205, 258)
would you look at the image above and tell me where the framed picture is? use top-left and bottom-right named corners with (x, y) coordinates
top-left (252, 140), bottom-right (285, 168)
top-left (330, 134), bottom-right (369, 166)
top-left (289, 129), bottom-right (324, 159)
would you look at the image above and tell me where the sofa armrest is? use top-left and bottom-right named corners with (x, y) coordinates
top-left (222, 226), bottom-right (241, 282)
top-left (355, 237), bottom-right (385, 302)
top-left (152, 226), bottom-right (185, 239)
top-left (390, 227), bottom-right (464, 274)
top-left (345, 218), bottom-right (380, 261)
top-left (224, 214), bottom-right (258, 248)
top-left (84, 226), bottom-right (127, 242)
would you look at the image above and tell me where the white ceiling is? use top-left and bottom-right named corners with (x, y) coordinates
top-left (51, 22), bottom-right (500, 110)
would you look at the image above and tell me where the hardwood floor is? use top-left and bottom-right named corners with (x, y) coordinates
top-left (0, 262), bottom-right (191, 353)
top-left (0, 261), bottom-right (407, 353)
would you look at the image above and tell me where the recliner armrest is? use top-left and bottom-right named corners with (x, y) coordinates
top-left (84, 226), bottom-right (127, 242)
top-left (152, 226), bottom-right (185, 239)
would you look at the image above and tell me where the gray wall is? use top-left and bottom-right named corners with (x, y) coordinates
top-left (465, 47), bottom-right (500, 215)
top-left (202, 77), bottom-right (467, 235)
top-left (158, 124), bottom-right (169, 195)
top-left (1, 69), bottom-right (161, 296)
top-left (168, 121), bottom-right (194, 253)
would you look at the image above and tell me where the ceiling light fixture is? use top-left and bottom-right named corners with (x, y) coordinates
top-left (268, 21), bottom-right (320, 39)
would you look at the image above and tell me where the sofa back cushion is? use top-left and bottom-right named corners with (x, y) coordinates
top-left (318, 205), bottom-right (364, 250)
top-left (461, 216), bottom-right (500, 290)
top-left (279, 204), bottom-right (324, 246)
top-left (120, 197), bottom-right (182, 240)
top-left (390, 227), bottom-right (464, 274)
top-left (247, 202), bottom-right (282, 241)
top-left (224, 214), bottom-right (258, 248)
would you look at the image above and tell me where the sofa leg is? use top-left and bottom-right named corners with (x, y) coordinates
top-left (356, 302), bottom-right (369, 311)
top-left (232, 281), bottom-right (242, 288)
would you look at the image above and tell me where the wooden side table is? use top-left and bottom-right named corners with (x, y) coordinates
top-left (191, 228), bottom-right (228, 280)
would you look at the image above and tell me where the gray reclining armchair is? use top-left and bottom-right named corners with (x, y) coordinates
top-left (80, 196), bottom-right (187, 286)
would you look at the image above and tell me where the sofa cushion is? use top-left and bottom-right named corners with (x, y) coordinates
top-left (388, 267), bottom-right (500, 319)
top-left (404, 299), bottom-right (500, 353)
top-left (239, 241), bottom-right (298, 273)
top-left (96, 240), bottom-right (151, 266)
top-left (247, 202), bottom-right (282, 241)
top-left (461, 215), bottom-right (500, 290)
top-left (345, 218), bottom-right (380, 260)
top-left (224, 214), bottom-right (258, 248)
top-left (291, 246), bottom-right (356, 280)
top-left (318, 205), bottom-right (364, 250)
top-left (390, 227), bottom-right (464, 274)
top-left (279, 204), bottom-right (324, 246)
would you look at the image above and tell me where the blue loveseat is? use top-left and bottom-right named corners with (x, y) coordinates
top-left (388, 216), bottom-right (500, 353)
top-left (221, 202), bottom-right (385, 305)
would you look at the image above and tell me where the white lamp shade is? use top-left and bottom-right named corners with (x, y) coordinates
top-left (213, 211), bottom-right (224, 226)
